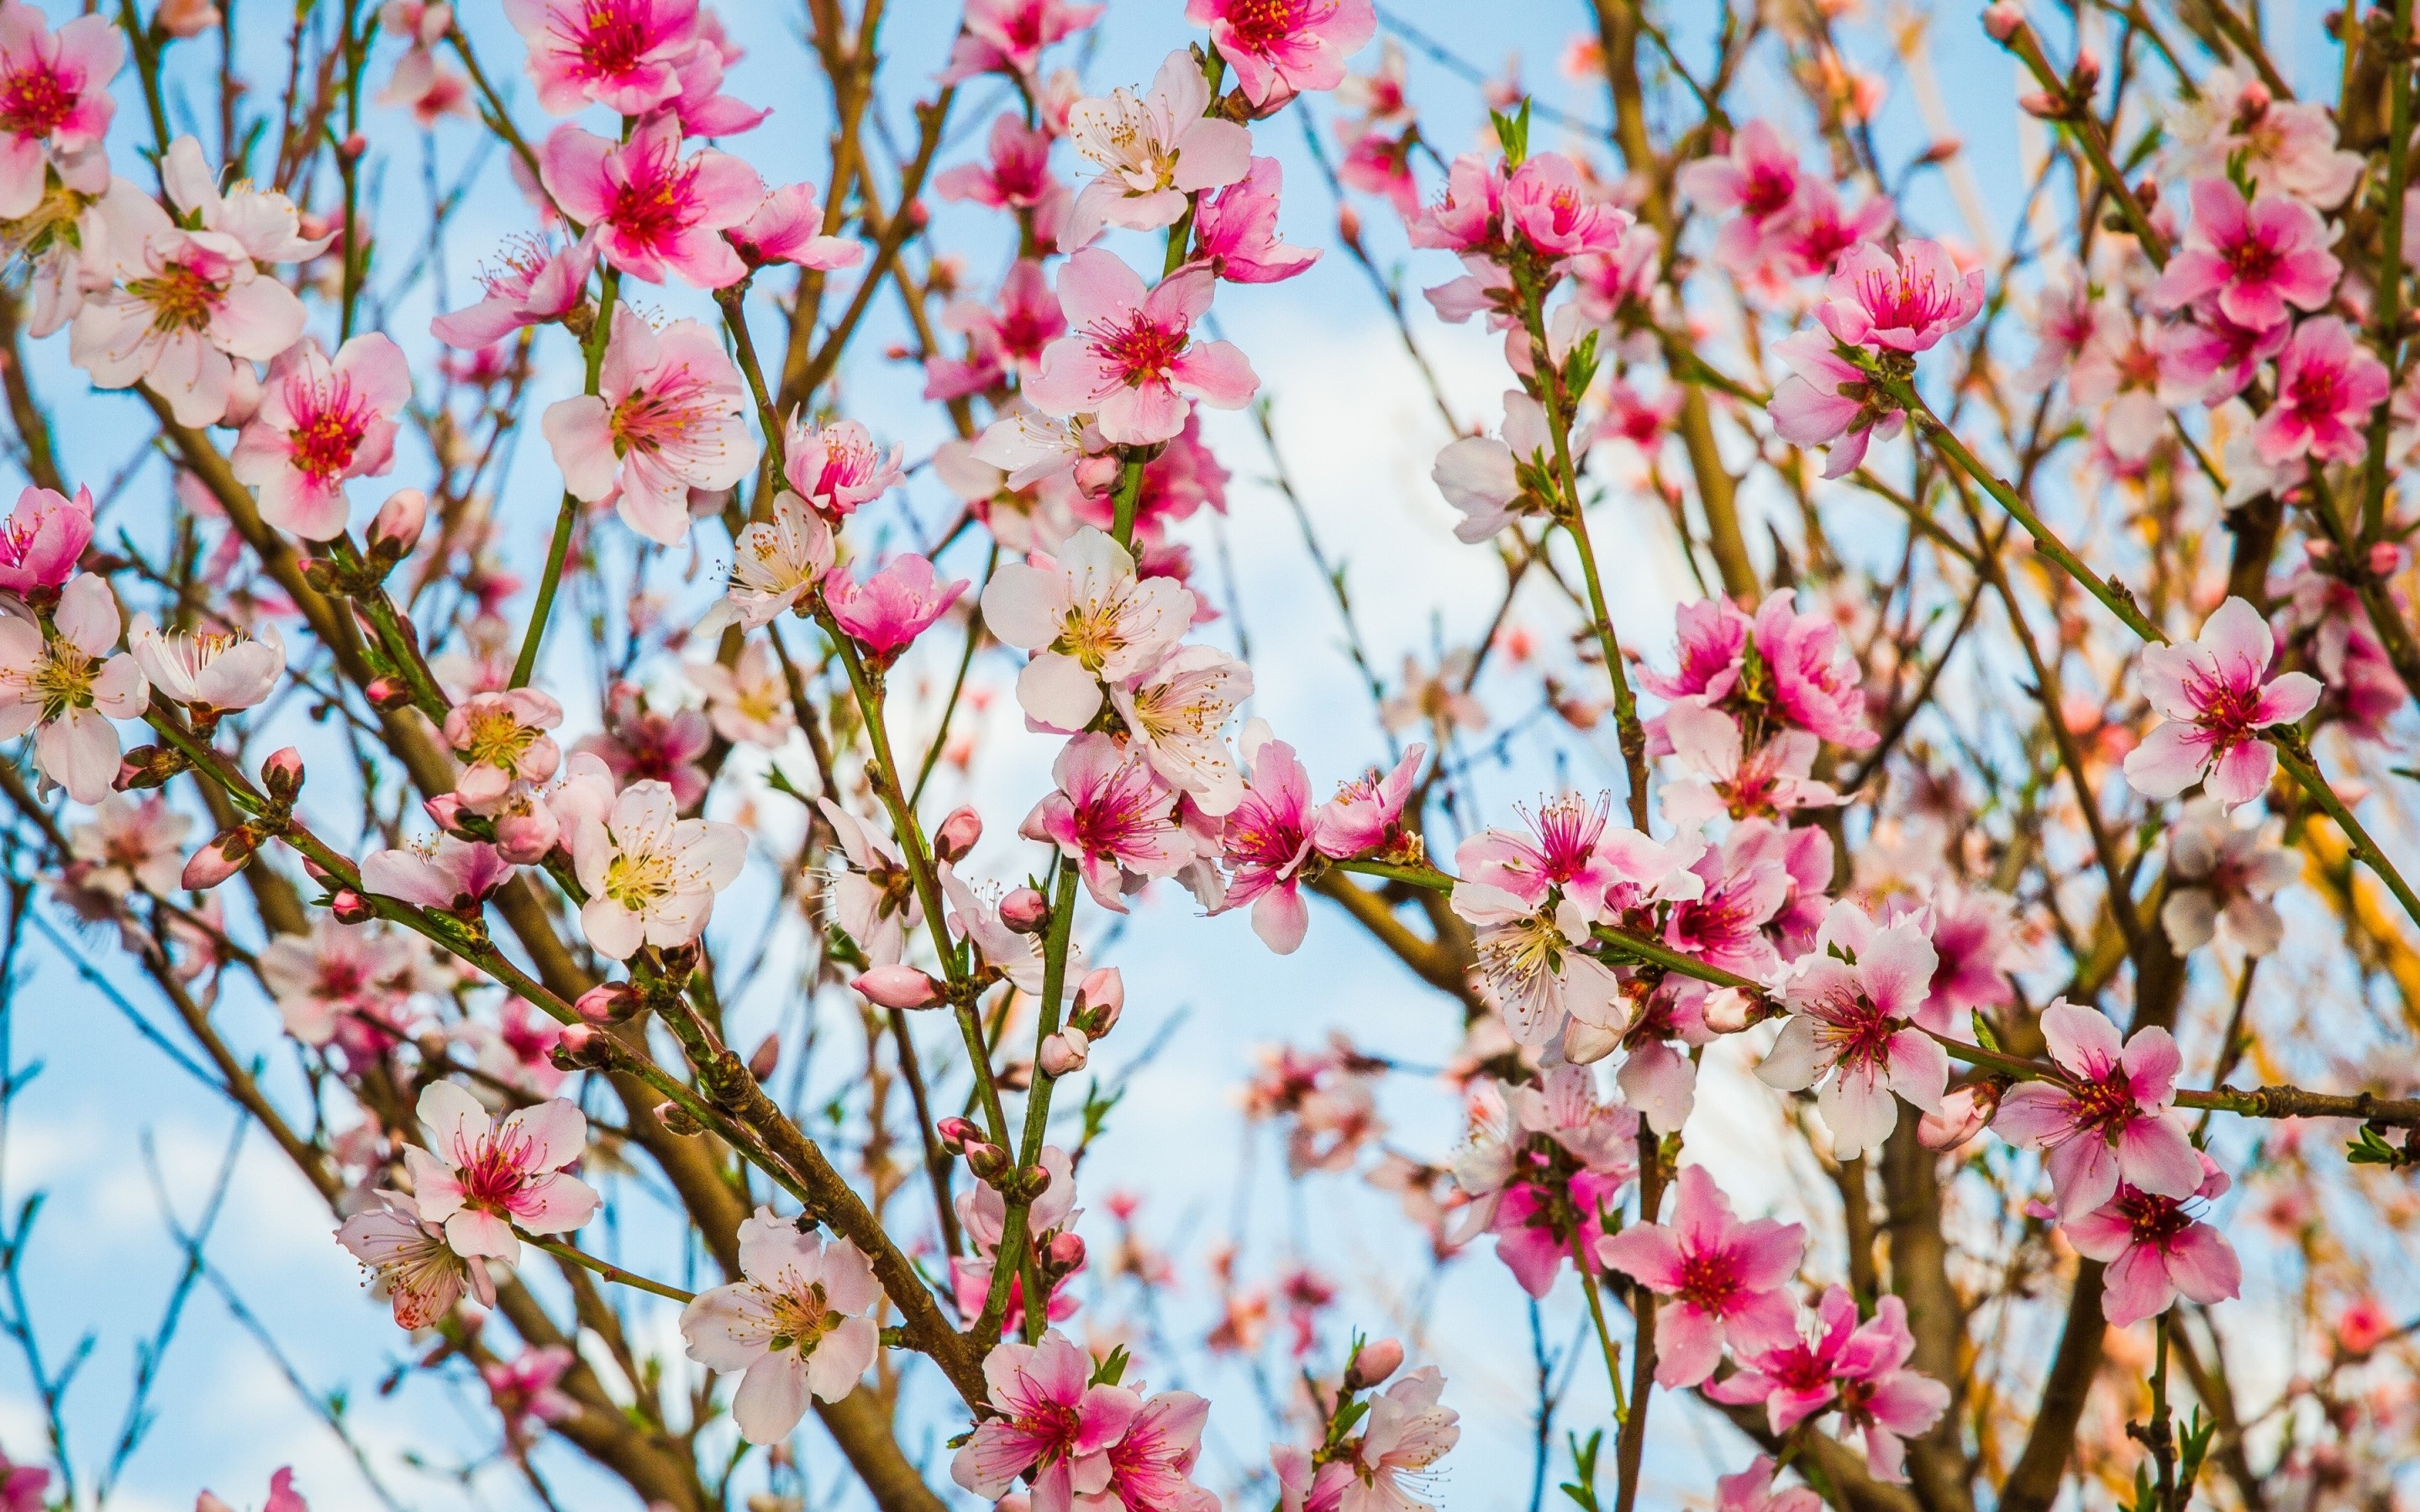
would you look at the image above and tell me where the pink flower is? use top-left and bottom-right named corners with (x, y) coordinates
top-left (1187, 0), bottom-right (1375, 107)
top-left (566, 777), bottom-right (747, 957)
top-left (1597, 1164), bottom-right (1807, 1387)
top-left (1906, 882), bottom-right (2019, 1029)
top-left (1757, 900), bottom-right (1947, 1158)
top-left (1060, 51), bottom-right (1251, 249)
top-left (2065, 1154), bottom-right (2243, 1328)
top-left (1455, 791), bottom-right (1699, 920)
top-left (1409, 151), bottom-right (1507, 255)
top-left (0, 484), bottom-right (92, 596)
top-left (727, 182), bottom-right (863, 270)
top-left (2122, 596), bottom-right (2320, 807)
top-left (1193, 157), bottom-right (1320, 283)
top-left (1718, 1458), bottom-right (1823, 1512)
top-left (1754, 589), bottom-right (1878, 748)
top-left (1504, 152), bottom-right (1632, 260)
top-left (1675, 120), bottom-right (1806, 275)
top-left (1308, 744), bottom-right (1423, 859)
top-left (337, 1189), bottom-right (495, 1327)
top-left (1111, 643), bottom-right (1253, 814)
top-left (443, 689), bottom-right (565, 809)
top-left (1221, 731), bottom-right (1318, 953)
top-left (1097, 1391), bottom-right (1218, 1512)
top-left (378, 45), bottom-right (474, 128)
top-left (982, 526), bottom-right (1195, 730)
top-left (0, 572), bottom-right (146, 804)
top-left (127, 613), bottom-right (284, 721)
top-left (2252, 317), bottom-right (2388, 466)
top-left (0, 6), bottom-right (120, 216)
top-left (940, 0), bottom-right (1103, 82)
top-left (71, 203), bottom-right (308, 426)
top-left (1662, 838), bottom-right (1788, 979)
top-left (679, 1205), bottom-right (884, 1444)
top-left (506, 0), bottom-right (700, 116)
top-left (1660, 701), bottom-right (1839, 827)
top-left (431, 233), bottom-right (597, 349)
top-left (259, 919), bottom-right (414, 1048)
top-left (578, 689), bottom-right (712, 809)
top-left (1993, 1000), bottom-right (2202, 1218)
top-left (823, 554), bottom-right (967, 659)
top-left (1336, 119), bottom-right (1421, 221)
top-left (543, 310), bottom-right (760, 545)
top-left (2152, 178), bottom-right (2340, 331)
top-left (1641, 597), bottom-right (1752, 705)
top-left (1027, 250), bottom-right (1260, 445)
top-left (782, 417), bottom-right (902, 518)
top-left (539, 114), bottom-right (764, 289)
top-left (950, 1330), bottom-right (1143, 1512)
top-left (1767, 329), bottom-right (1904, 479)
top-left (1021, 731), bottom-right (1194, 911)
top-left (1814, 239), bottom-right (1984, 354)
top-left (231, 334), bottom-right (411, 540)
top-left (402, 1080), bottom-right (600, 1263)
top-left (198, 1468), bottom-right (309, 1512)
top-left (2170, 66), bottom-right (2362, 206)
top-left (723, 488), bottom-right (835, 627)
top-left (935, 113), bottom-right (1071, 244)
top-left (1771, 179), bottom-right (1894, 280)
top-left (934, 259), bottom-right (1066, 396)
top-left (2160, 796), bottom-right (2298, 956)
top-left (1710, 1289), bottom-right (1949, 1483)
top-left (360, 834), bottom-right (516, 916)
top-left (2154, 305), bottom-right (2286, 404)
top-left (1449, 884), bottom-right (1626, 1048)
top-left (482, 1345), bottom-right (579, 1445)
top-left (1333, 1366), bottom-right (1459, 1512)
top-left (0, 1450), bottom-right (45, 1512)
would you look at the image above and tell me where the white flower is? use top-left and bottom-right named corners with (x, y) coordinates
top-left (980, 526), bottom-right (1193, 731)
top-left (1060, 50), bottom-right (1252, 249)
top-left (817, 796), bottom-right (918, 966)
top-left (2160, 796), bottom-right (2300, 957)
top-left (688, 639), bottom-right (795, 748)
top-left (680, 1205), bottom-right (882, 1445)
top-left (1108, 643), bottom-right (1253, 816)
top-left (569, 779), bottom-right (747, 958)
top-left (0, 572), bottom-right (148, 803)
top-left (1432, 391), bottom-right (1551, 543)
top-left (160, 135), bottom-right (334, 262)
top-left (128, 613), bottom-right (283, 714)
top-left (723, 489), bottom-right (835, 628)
top-left (971, 405), bottom-right (1095, 489)
top-left (1449, 884), bottom-right (1628, 1048)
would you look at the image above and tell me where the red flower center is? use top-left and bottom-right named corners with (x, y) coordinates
top-left (1087, 315), bottom-right (1188, 389)
top-left (0, 64), bottom-right (75, 138)
top-left (1741, 165), bottom-right (1797, 220)
top-left (1677, 1247), bottom-right (1744, 1314)
top-left (1223, 0), bottom-right (1320, 49)
top-left (561, 1), bottom-right (654, 80)
top-left (288, 390), bottom-right (371, 485)
top-left (607, 160), bottom-right (695, 249)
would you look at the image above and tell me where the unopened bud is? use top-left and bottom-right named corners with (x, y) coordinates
top-left (114, 743), bottom-right (190, 790)
top-left (1045, 1231), bottom-right (1086, 1273)
top-left (2017, 90), bottom-right (2061, 118)
top-left (936, 1116), bottom-right (982, 1154)
top-left (182, 827), bottom-right (255, 890)
top-left (1918, 1084), bottom-right (1999, 1152)
top-left (1073, 966), bottom-right (1123, 1032)
top-left (328, 886), bottom-right (375, 923)
top-left (2071, 50), bottom-right (2101, 88)
top-left (2371, 543), bottom-right (2406, 576)
top-left (963, 1140), bottom-right (1011, 1183)
top-left (261, 747), bottom-right (303, 802)
top-left (576, 981), bottom-right (640, 1024)
top-left (366, 676), bottom-right (414, 709)
top-left (155, 0), bottom-right (223, 39)
top-left (1562, 1016), bottom-right (1621, 1065)
top-left (1701, 986), bottom-right (1761, 1035)
top-left (553, 1022), bottom-right (603, 1066)
top-left (853, 964), bottom-right (944, 1009)
top-left (1072, 454), bottom-right (1122, 498)
top-left (1039, 1027), bottom-right (1091, 1078)
top-left (369, 487), bottom-right (427, 557)
top-left (339, 132), bottom-right (367, 161)
top-left (1346, 1336), bottom-right (1406, 1389)
top-left (934, 805), bottom-right (983, 864)
top-left (1337, 202), bottom-right (1364, 250)
top-left (1981, 3), bottom-right (2024, 41)
top-left (748, 1032), bottom-right (781, 1080)
top-left (655, 1099), bottom-right (704, 1136)
top-left (492, 800), bottom-right (560, 863)
top-left (1001, 886), bottom-right (1049, 934)
top-left (424, 792), bottom-right (471, 834)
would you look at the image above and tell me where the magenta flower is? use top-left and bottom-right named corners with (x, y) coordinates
top-left (231, 333), bottom-right (412, 541)
top-left (1640, 596), bottom-right (1752, 705)
top-left (1675, 120), bottom-right (1806, 275)
top-left (1409, 150), bottom-right (1507, 255)
top-left (1308, 743), bottom-right (1423, 859)
top-left (934, 113), bottom-right (1072, 245)
top-left (1456, 792), bottom-right (1698, 921)
top-left (1771, 178), bottom-right (1894, 280)
top-left (1718, 1458), bottom-right (1823, 1512)
top-left (1757, 900), bottom-right (1947, 1158)
top-left (2121, 596), bottom-right (2320, 808)
top-left (1194, 157), bottom-right (1321, 284)
top-left (0, 6), bottom-right (120, 216)
top-left (1098, 1390), bottom-right (1218, 1512)
top-left (1505, 152), bottom-right (1632, 261)
top-left (1597, 1164), bottom-right (1806, 1388)
top-left (578, 689), bottom-right (712, 810)
top-left (1186, 0), bottom-right (1375, 107)
top-left (1020, 732), bottom-right (1195, 911)
top-left (539, 114), bottom-right (765, 289)
top-left (1662, 840), bottom-right (1788, 979)
top-left (1754, 589), bottom-right (1878, 748)
top-left (2154, 305), bottom-right (2286, 405)
top-left (431, 232), bottom-right (597, 349)
top-left (1993, 1000), bottom-right (2202, 1219)
top-left (1815, 239), bottom-right (1984, 354)
top-left (2152, 178), bottom-right (2340, 332)
top-left (934, 259), bottom-right (1066, 396)
top-left (1660, 701), bottom-right (1839, 827)
top-left (1221, 732), bottom-right (1318, 953)
top-left (940, 0), bottom-right (1104, 82)
top-left (727, 182), bottom-right (863, 271)
top-left (1767, 329), bottom-right (1904, 479)
top-left (950, 1329), bottom-right (1143, 1512)
top-left (543, 310), bottom-right (760, 545)
top-left (1906, 883), bottom-right (2019, 1030)
top-left (0, 483), bottom-right (92, 596)
top-left (2065, 1154), bottom-right (2243, 1328)
top-left (506, 0), bottom-right (700, 117)
top-left (782, 417), bottom-right (903, 518)
top-left (402, 1081), bottom-right (600, 1263)
top-left (1026, 250), bottom-right (1260, 445)
top-left (2252, 317), bottom-right (2389, 467)
top-left (1710, 1289), bottom-right (1949, 1484)
top-left (1487, 1168), bottom-right (1628, 1297)
top-left (481, 1345), bottom-right (579, 1446)
top-left (823, 554), bottom-right (967, 660)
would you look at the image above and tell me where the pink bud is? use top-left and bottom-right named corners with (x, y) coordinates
top-left (1981, 3), bottom-right (2024, 41)
top-left (1045, 1231), bottom-right (1086, 1272)
top-left (2371, 543), bottom-right (2406, 576)
top-left (556, 1022), bottom-right (602, 1063)
top-left (366, 677), bottom-right (413, 709)
top-left (369, 488), bottom-right (428, 556)
top-left (748, 1032), bottom-right (781, 1080)
top-left (1918, 1084), bottom-right (1999, 1152)
top-left (1073, 966), bottom-right (1123, 1036)
top-left (2018, 90), bottom-right (2060, 118)
top-left (493, 801), bottom-right (560, 864)
top-left (963, 1140), bottom-right (1010, 1183)
top-left (1347, 1336), bottom-right (1406, 1389)
top-left (1562, 1016), bottom-right (1621, 1065)
top-left (1072, 454), bottom-right (1122, 497)
top-left (339, 132), bottom-right (367, 161)
top-left (576, 981), bottom-right (639, 1023)
top-left (1000, 886), bottom-right (1049, 934)
top-left (934, 805), bottom-right (983, 864)
top-left (852, 964), bottom-right (944, 1009)
top-left (261, 747), bottom-right (303, 801)
top-left (936, 1116), bottom-right (981, 1154)
top-left (329, 887), bottom-right (375, 923)
top-left (1701, 986), bottom-right (1761, 1035)
top-left (302, 856), bottom-right (333, 883)
top-left (182, 827), bottom-right (254, 890)
top-left (424, 793), bottom-right (471, 834)
top-left (1039, 1027), bottom-right (1091, 1077)
top-left (155, 0), bottom-right (223, 39)
top-left (2071, 50), bottom-right (2101, 87)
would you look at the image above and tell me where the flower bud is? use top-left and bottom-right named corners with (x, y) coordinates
top-left (1562, 1016), bottom-right (1621, 1065)
top-left (1347, 1336), bottom-right (1406, 1389)
top-left (2017, 90), bottom-right (2061, 118)
top-left (1039, 1027), bottom-right (1091, 1078)
top-left (423, 792), bottom-right (471, 834)
top-left (655, 1099), bottom-right (705, 1137)
top-left (853, 964), bottom-right (944, 1009)
top-left (1701, 986), bottom-right (1761, 1035)
top-left (114, 743), bottom-right (189, 791)
top-left (328, 886), bottom-right (375, 923)
top-left (2371, 543), bottom-right (2406, 576)
top-left (260, 748), bottom-right (304, 803)
top-left (369, 488), bottom-right (428, 558)
top-left (748, 1032), bottom-right (781, 1080)
top-left (302, 857), bottom-right (334, 883)
top-left (1044, 1231), bottom-right (1087, 1273)
top-left (936, 1116), bottom-right (983, 1154)
top-left (366, 676), bottom-right (415, 710)
top-left (553, 1022), bottom-right (602, 1065)
top-left (1072, 966), bottom-right (1123, 1037)
top-left (1918, 1084), bottom-right (1999, 1152)
top-left (1001, 886), bottom-right (1050, 934)
top-left (963, 1140), bottom-right (1011, 1184)
top-left (156, 0), bottom-right (224, 39)
top-left (576, 981), bottom-right (640, 1024)
top-left (1072, 454), bottom-right (1122, 498)
top-left (182, 827), bottom-right (255, 890)
top-left (1981, 3), bottom-right (2024, 41)
top-left (493, 800), bottom-right (560, 864)
top-left (934, 805), bottom-right (983, 864)
top-left (339, 132), bottom-right (368, 161)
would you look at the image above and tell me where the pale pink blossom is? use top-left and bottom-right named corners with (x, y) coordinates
top-left (2168, 66), bottom-right (2362, 206)
top-left (2065, 1153), bottom-right (2243, 1328)
top-left (1456, 792), bottom-right (1701, 921)
top-left (818, 797), bottom-right (920, 966)
top-left (1432, 391), bottom-right (1549, 543)
top-left (983, 526), bottom-right (1193, 730)
top-left (2122, 596), bottom-right (2319, 807)
top-left (1060, 50), bottom-right (1250, 249)
top-left (539, 114), bottom-right (763, 288)
top-left (443, 689), bottom-right (565, 809)
top-left (723, 489), bottom-right (834, 627)
top-left (1676, 120), bottom-right (1806, 274)
top-left (1026, 251), bottom-right (1259, 445)
top-left (1187, 0), bottom-right (1373, 107)
top-left (1718, 1458), bottom-right (1823, 1512)
top-left (2160, 797), bottom-right (2297, 955)
top-left (1193, 156), bottom-right (1320, 283)
top-left (0, 572), bottom-right (145, 803)
top-left (1408, 151), bottom-right (1507, 255)
top-left (932, 258), bottom-right (1065, 397)
top-left (1662, 837), bottom-right (1789, 979)
top-left (1096, 1389), bottom-right (1217, 1512)
top-left (1449, 884), bottom-right (1627, 1047)
top-left (543, 310), bottom-right (760, 545)
top-left (431, 233), bottom-right (597, 349)
top-left (1757, 900), bottom-right (1947, 1158)
top-left (157, 136), bottom-right (329, 261)
top-left (1597, 1164), bottom-right (1806, 1388)
top-left (506, 0), bottom-right (699, 116)
top-left (728, 182), bottom-right (861, 270)
top-left (940, 0), bottom-right (1103, 83)
top-left (377, 45), bottom-right (474, 127)
top-left (1661, 701), bottom-right (1838, 826)
top-left (569, 778), bottom-right (747, 958)
top-left (576, 687), bottom-right (712, 809)
top-left (1221, 730), bottom-right (1318, 953)
top-left (2152, 178), bottom-right (2340, 330)
top-left (1504, 152), bottom-right (1631, 261)
top-left (0, 484), bottom-right (92, 596)
top-left (1770, 179), bottom-right (1894, 280)
top-left (258, 919), bottom-right (413, 1047)
top-left (126, 615), bottom-right (282, 717)
top-left (363, 834), bottom-right (515, 917)
top-left (951, 1330), bottom-right (1142, 1512)
top-left (688, 640), bottom-right (794, 748)
top-left (823, 554), bottom-right (967, 659)
top-left (2252, 316), bottom-right (2388, 466)
top-left (781, 417), bottom-right (902, 518)
top-left (403, 1080), bottom-right (598, 1262)
top-left (1993, 1000), bottom-right (2202, 1218)
top-left (1815, 239), bottom-right (1984, 354)
top-left (1905, 882), bottom-right (2021, 1030)
top-left (1021, 731), bottom-right (1194, 911)
top-left (0, 5), bottom-right (121, 217)
top-left (1309, 744), bottom-right (1423, 860)
top-left (1330, 1366), bottom-right (1458, 1512)
top-left (482, 1345), bottom-right (578, 1445)
top-left (934, 113), bottom-right (1071, 244)
top-left (1767, 329), bottom-right (1903, 479)
top-left (680, 1205), bottom-right (882, 1444)
top-left (1111, 643), bottom-right (1252, 814)
top-left (231, 334), bottom-right (411, 540)
top-left (336, 1189), bottom-right (496, 1328)
top-left (64, 793), bottom-right (190, 899)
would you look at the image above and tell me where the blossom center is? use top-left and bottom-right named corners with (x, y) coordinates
top-left (1677, 1247), bottom-right (1744, 1314)
top-left (129, 260), bottom-right (223, 333)
top-left (1223, 0), bottom-right (1321, 49)
top-left (0, 64), bottom-right (76, 138)
top-left (559, 2), bottom-right (655, 80)
top-left (766, 1282), bottom-right (839, 1354)
top-left (454, 1129), bottom-right (540, 1212)
top-left (460, 706), bottom-right (538, 770)
top-left (603, 847), bottom-right (674, 909)
top-left (607, 162), bottom-right (696, 249)
top-left (29, 641), bottom-right (97, 719)
top-left (1086, 315), bottom-right (1187, 389)
top-left (288, 386), bottom-right (371, 485)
